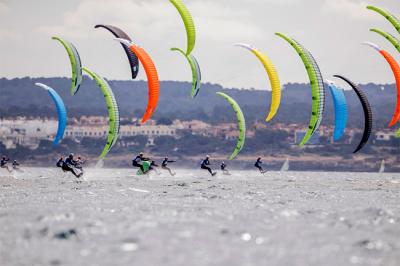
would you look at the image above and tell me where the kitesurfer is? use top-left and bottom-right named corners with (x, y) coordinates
top-left (255, 157), bottom-right (266, 174)
top-left (75, 156), bottom-right (85, 173)
top-left (12, 160), bottom-right (21, 171)
top-left (220, 161), bottom-right (231, 175)
top-left (201, 155), bottom-right (216, 176)
top-left (132, 152), bottom-right (150, 173)
top-left (149, 160), bottom-right (160, 174)
top-left (161, 157), bottom-right (176, 176)
top-left (1, 156), bottom-right (12, 172)
top-left (56, 157), bottom-right (64, 168)
top-left (60, 154), bottom-right (83, 178)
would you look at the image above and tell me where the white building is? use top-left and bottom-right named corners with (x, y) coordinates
top-left (0, 118), bottom-right (182, 150)
top-left (0, 118), bottom-right (58, 149)
top-left (64, 124), bottom-right (178, 138)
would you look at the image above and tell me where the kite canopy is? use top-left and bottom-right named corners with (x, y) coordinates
top-left (333, 75), bottom-right (373, 153)
top-left (94, 24), bottom-right (139, 79)
top-left (367, 6), bottom-right (400, 35)
top-left (52, 36), bottom-right (83, 95)
top-left (363, 42), bottom-right (400, 127)
top-left (35, 83), bottom-right (67, 145)
top-left (216, 92), bottom-right (246, 160)
top-left (234, 43), bottom-right (281, 122)
top-left (82, 67), bottom-right (120, 159)
top-left (295, 40), bottom-right (326, 134)
top-left (327, 81), bottom-right (348, 141)
top-left (169, 0), bottom-right (196, 55)
top-left (115, 38), bottom-right (160, 124)
top-left (276, 32), bottom-right (325, 146)
top-left (171, 47), bottom-right (201, 97)
top-left (370, 29), bottom-right (400, 54)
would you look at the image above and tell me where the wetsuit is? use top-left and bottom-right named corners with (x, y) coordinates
top-left (255, 158), bottom-right (265, 173)
top-left (1, 158), bottom-right (9, 168)
top-left (12, 161), bottom-right (19, 170)
top-left (201, 158), bottom-right (215, 176)
top-left (56, 158), bottom-right (64, 168)
top-left (75, 158), bottom-right (85, 173)
top-left (132, 155), bottom-right (146, 173)
top-left (162, 159), bottom-right (176, 176)
top-left (1, 158), bottom-right (11, 172)
top-left (149, 161), bottom-right (160, 173)
top-left (63, 157), bottom-right (81, 177)
top-left (221, 162), bottom-right (230, 175)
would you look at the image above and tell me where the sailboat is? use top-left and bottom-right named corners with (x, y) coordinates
top-left (379, 159), bottom-right (385, 173)
top-left (280, 158), bottom-right (290, 172)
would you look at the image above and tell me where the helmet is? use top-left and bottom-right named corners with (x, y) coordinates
top-left (139, 152), bottom-right (144, 156)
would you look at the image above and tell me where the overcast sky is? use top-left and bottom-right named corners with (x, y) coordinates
top-left (0, 0), bottom-right (399, 89)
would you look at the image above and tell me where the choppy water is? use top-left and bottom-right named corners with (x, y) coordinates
top-left (1, 168), bottom-right (400, 266)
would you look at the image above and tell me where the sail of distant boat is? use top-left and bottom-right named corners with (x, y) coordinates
top-left (379, 159), bottom-right (385, 173)
top-left (280, 158), bottom-right (290, 172)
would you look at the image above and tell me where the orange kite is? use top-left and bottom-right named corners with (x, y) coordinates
top-left (116, 38), bottom-right (160, 123)
top-left (363, 42), bottom-right (400, 127)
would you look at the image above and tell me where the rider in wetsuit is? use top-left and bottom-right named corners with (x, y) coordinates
top-left (75, 156), bottom-right (85, 173)
top-left (132, 152), bottom-right (144, 172)
top-left (201, 155), bottom-right (216, 176)
top-left (56, 157), bottom-right (64, 168)
top-left (149, 160), bottom-right (160, 174)
top-left (220, 161), bottom-right (231, 175)
top-left (1, 157), bottom-right (11, 172)
top-left (61, 154), bottom-right (82, 178)
top-left (254, 157), bottom-right (266, 173)
top-left (132, 152), bottom-right (152, 173)
top-left (12, 160), bottom-right (20, 170)
top-left (161, 157), bottom-right (176, 176)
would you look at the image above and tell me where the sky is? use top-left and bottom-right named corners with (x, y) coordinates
top-left (0, 0), bottom-right (399, 90)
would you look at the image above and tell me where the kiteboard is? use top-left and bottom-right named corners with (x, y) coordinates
top-left (137, 161), bottom-right (151, 175)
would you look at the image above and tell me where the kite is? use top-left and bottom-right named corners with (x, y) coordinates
top-left (363, 42), bottom-right (400, 126)
top-left (52, 36), bottom-right (83, 95)
top-left (115, 39), bottom-right (159, 123)
top-left (276, 32), bottom-right (325, 146)
top-left (170, 0), bottom-right (196, 55)
top-left (333, 75), bottom-right (373, 153)
top-left (327, 81), bottom-right (348, 141)
top-left (82, 67), bottom-right (120, 159)
top-left (234, 43), bottom-right (281, 122)
top-left (171, 47), bottom-right (201, 97)
top-left (216, 92), bottom-right (246, 160)
top-left (370, 28), bottom-right (400, 54)
top-left (367, 6), bottom-right (400, 35)
top-left (35, 83), bottom-right (67, 145)
top-left (94, 24), bottom-right (139, 79)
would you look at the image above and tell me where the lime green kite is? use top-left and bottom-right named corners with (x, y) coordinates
top-left (52, 36), bottom-right (83, 95)
top-left (276, 32), bottom-right (325, 146)
top-left (170, 0), bottom-right (196, 55)
top-left (367, 6), bottom-right (400, 35)
top-left (82, 67), bottom-right (120, 159)
top-left (370, 29), bottom-right (400, 54)
top-left (216, 92), bottom-right (246, 160)
top-left (171, 47), bottom-right (201, 97)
